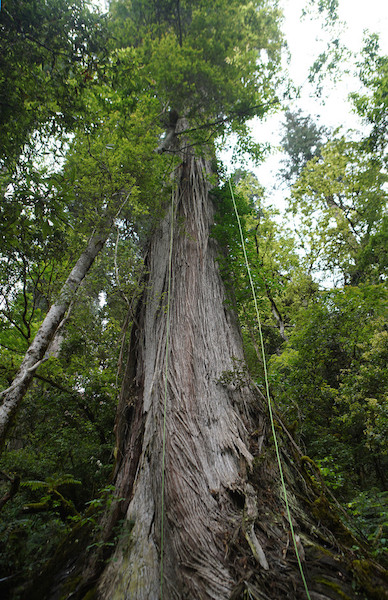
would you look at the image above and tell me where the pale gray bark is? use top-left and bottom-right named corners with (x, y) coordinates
top-left (89, 139), bottom-right (383, 599)
top-left (0, 229), bottom-right (109, 449)
top-left (23, 140), bottom-right (386, 600)
top-left (266, 290), bottom-right (289, 343)
top-left (88, 133), bottom-right (375, 600)
top-left (98, 144), bottom-right (259, 599)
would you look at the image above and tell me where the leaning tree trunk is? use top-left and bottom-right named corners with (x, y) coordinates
top-left (0, 223), bottom-right (113, 451)
top-left (29, 133), bottom-right (387, 600)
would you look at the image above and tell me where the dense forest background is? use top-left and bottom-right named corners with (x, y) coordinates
top-left (0, 0), bottom-right (387, 598)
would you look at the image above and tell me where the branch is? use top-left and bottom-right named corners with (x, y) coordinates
top-left (175, 98), bottom-right (281, 138)
top-left (325, 194), bottom-right (360, 242)
top-left (0, 309), bottom-right (30, 342)
top-left (0, 357), bottom-right (48, 399)
top-left (264, 282), bottom-right (289, 343)
top-left (0, 192), bottom-right (134, 451)
top-left (0, 472), bottom-right (20, 512)
top-left (21, 258), bottom-right (31, 340)
top-left (33, 374), bottom-right (108, 446)
top-left (0, 342), bottom-right (25, 355)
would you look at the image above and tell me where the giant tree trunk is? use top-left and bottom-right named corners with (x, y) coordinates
top-left (100, 147), bottom-right (257, 600)
top-left (92, 139), bottom-right (387, 598)
top-left (29, 137), bottom-right (387, 600)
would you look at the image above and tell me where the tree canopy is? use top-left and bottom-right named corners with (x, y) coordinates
top-left (0, 0), bottom-right (387, 598)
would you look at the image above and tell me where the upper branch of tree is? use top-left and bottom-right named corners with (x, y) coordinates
top-left (176, 99), bottom-right (281, 138)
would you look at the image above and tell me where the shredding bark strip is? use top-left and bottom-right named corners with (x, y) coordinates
top-left (22, 124), bottom-right (388, 600)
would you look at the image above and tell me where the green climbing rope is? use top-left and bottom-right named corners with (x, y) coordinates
top-left (160, 189), bottom-right (175, 599)
top-left (228, 179), bottom-right (311, 600)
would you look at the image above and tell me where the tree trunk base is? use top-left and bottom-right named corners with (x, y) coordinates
top-left (20, 143), bottom-right (388, 600)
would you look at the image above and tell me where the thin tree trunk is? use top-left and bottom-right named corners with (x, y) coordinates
top-left (264, 283), bottom-right (289, 343)
top-left (0, 472), bottom-right (20, 511)
top-left (0, 228), bottom-right (109, 450)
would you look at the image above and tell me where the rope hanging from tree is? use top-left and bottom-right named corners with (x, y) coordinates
top-left (160, 185), bottom-right (175, 599)
top-left (159, 177), bottom-right (312, 600)
top-left (228, 179), bottom-right (312, 600)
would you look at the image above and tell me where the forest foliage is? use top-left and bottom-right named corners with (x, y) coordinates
top-left (0, 0), bottom-right (387, 597)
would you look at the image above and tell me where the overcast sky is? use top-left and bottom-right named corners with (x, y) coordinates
top-left (93, 0), bottom-right (387, 198)
top-left (250, 0), bottom-right (388, 199)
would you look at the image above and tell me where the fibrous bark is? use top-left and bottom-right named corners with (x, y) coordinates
top-left (28, 132), bottom-right (387, 600)
top-left (93, 134), bottom-right (387, 599)
top-left (100, 143), bottom-right (258, 600)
